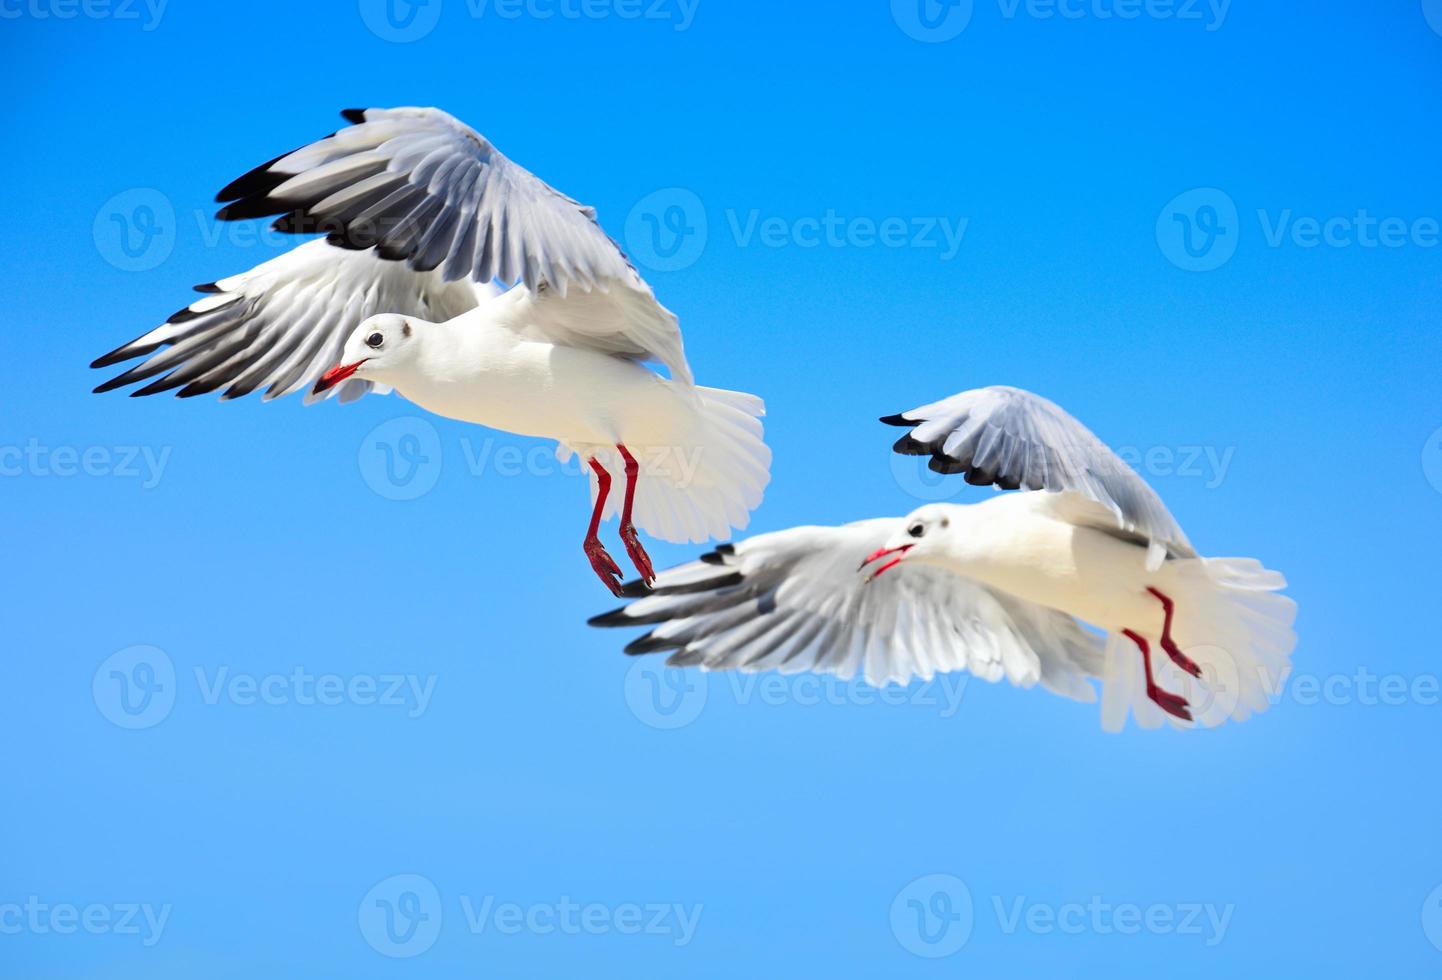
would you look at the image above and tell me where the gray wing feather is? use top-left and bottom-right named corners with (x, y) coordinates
top-left (589, 519), bottom-right (1104, 700)
top-left (886, 386), bottom-right (1194, 562)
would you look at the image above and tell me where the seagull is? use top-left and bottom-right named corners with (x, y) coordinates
top-left (91, 107), bottom-right (770, 595)
top-left (591, 386), bottom-right (1296, 731)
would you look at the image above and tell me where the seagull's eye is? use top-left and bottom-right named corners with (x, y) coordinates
top-left (908, 523), bottom-right (926, 539)
top-left (365, 332), bottom-right (384, 349)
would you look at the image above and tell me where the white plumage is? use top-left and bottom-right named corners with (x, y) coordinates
top-left (593, 386), bottom-right (1296, 732)
top-left (92, 106), bottom-right (771, 592)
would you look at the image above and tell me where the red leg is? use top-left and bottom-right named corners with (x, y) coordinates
top-left (1122, 628), bottom-right (1193, 722)
top-left (615, 444), bottom-right (656, 586)
top-left (1146, 587), bottom-right (1201, 678)
top-left (584, 457), bottom-right (625, 596)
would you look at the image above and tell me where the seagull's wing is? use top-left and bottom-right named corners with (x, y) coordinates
top-left (884, 385), bottom-right (1195, 565)
top-left (213, 106), bottom-right (691, 382)
top-left (91, 239), bottom-right (489, 402)
top-left (589, 518), bottom-right (1104, 700)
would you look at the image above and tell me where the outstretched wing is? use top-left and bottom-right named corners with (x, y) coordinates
top-left (884, 385), bottom-right (1194, 565)
top-left (216, 106), bottom-right (638, 296)
top-left (91, 239), bottom-right (488, 402)
top-left (211, 106), bottom-right (692, 383)
top-left (590, 519), bottom-right (1103, 700)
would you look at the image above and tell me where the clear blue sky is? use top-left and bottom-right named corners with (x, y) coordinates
top-left (5, 0), bottom-right (1442, 976)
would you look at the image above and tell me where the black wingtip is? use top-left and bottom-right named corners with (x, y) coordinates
top-left (618, 579), bottom-right (653, 598)
top-left (624, 633), bottom-right (683, 656)
top-left (880, 413), bottom-right (919, 427)
top-left (588, 607), bottom-right (631, 628)
top-left (341, 108), bottom-right (367, 124)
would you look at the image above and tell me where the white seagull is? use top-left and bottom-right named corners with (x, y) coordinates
top-left (591, 386), bottom-right (1296, 731)
top-left (92, 107), bottom-right (770, 594)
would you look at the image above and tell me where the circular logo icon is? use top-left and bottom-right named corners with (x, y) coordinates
top-left (889, 449), bottom-right (967, 503)
top-left (1156, 187), bottom-right (1240, 272)
top-left (93, 189), bottom-right (175, 273)
top-left (358, 0), bottom-right (443, 42)
top-left (891, 0), bottom-right (973, 42)
top-left (358, 873), bottom-right (443, 958)
top-left (1422, 426), bottom-right (1442, 496)
top-left (890, 873), bottom-right (973, 957)
top-left (623, 657), bottom-right (707, 730)
top-left (1167, 642), bottom-right (1244, 727)
top-left (358, 417), bottom-right (443, 501)
top-left (93, 645), bottom-right (176, 730)
top-left (1424, 0), bottom-right (1442, 37)
top-left (624, 188), bottom-right (708, 273)
top-left (1422, 882), bottom-right (1442, 952)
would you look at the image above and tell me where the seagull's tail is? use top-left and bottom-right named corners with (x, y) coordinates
top-left (595, 386), bottom-right (770, 545)
top-left (1101, 557), bottom-right (1298, 732)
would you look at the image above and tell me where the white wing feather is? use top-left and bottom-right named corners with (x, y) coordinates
top-left (591, 519), bottom-right (1104, 700)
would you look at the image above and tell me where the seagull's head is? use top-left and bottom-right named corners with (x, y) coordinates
top-left (859, 505), bottom-right (958, 582)
top-left (313, 314), bottom-right (423, 394)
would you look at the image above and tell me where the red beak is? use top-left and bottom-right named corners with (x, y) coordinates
top-left (312, 359), bottom-right (367, 395)
top-left (859, 544), bottom-right (913, 582)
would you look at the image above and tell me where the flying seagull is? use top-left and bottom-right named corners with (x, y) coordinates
top-left (91, 107), bottom-right (770, 594)
top-left (591, 386), bottom-right (1295, 731)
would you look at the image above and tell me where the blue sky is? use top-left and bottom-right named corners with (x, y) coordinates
top-left (4, 0), bottom-right (1442, 975)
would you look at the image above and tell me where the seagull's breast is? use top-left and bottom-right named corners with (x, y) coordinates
top-left (395, 323), bottom-right (690, 448)
top-left (959, 496), bottom-right (1158, 631)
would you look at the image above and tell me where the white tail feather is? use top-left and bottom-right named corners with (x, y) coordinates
top-left (584, 386), bottom-right (770, 545)
top-left (1101, 557), bottom-right (1297, 732)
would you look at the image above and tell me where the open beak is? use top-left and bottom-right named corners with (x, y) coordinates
top-left (859, 544), bottom-right (913, 583)
top-left (312, 359), bottom-right (367, 395)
